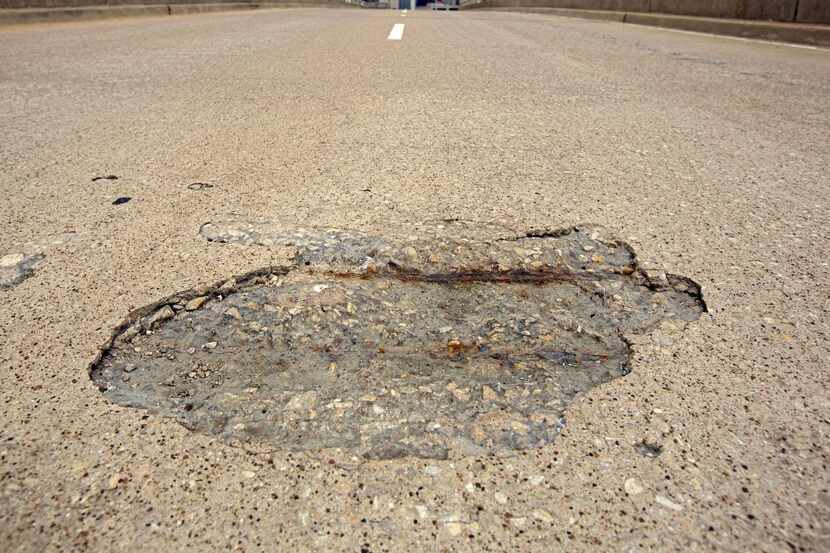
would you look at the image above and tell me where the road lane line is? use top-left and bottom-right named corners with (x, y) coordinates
top-left (388, 23), bottom-right (405, 41)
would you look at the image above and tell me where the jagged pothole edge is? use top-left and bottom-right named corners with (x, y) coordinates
top-left (86, 223), bottom-right (708, 456)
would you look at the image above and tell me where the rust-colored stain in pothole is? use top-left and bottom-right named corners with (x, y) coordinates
top-left (90, 221), bottom-right (705, 459)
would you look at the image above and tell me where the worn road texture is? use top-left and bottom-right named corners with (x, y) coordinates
top-left (1, 8), bottom-right (829, 553)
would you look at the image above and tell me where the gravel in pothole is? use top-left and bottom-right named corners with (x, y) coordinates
top-left (90, 221), bottom-right (705, 459)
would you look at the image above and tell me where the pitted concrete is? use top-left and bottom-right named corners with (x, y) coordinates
top-left (0, 9), bottom-right (828, 553)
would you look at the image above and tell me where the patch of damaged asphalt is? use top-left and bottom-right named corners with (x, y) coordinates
top-left (90, 221), bottom-right (705, 460)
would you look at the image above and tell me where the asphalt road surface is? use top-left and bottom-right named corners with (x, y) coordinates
top-left (1, 8), bottom-right (829, 552)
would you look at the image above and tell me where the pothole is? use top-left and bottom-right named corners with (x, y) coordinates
top-left (90, 221), bottom-right (705, 459)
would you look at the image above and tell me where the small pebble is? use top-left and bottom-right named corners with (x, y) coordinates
top-left (529, 474), bottom-right (544, 486)
top-left (509, 517), bottom-right (526, 528)
top-left (625, 478), bottom-right (644, 495)
top-left (402, 246), bottom-right (418, 262)
top-left (185, 296), bottom-right (208, 311)
top-left (445, 522), bottom-right (463, 536)
top-left (482, 385), bottom-right (498, 401)
top-left (655, 495), bottom-right (683, 511)
top-left (106, 473), bottom-right (123, 490)
top-left (532, 509), bottom-right (554, 523)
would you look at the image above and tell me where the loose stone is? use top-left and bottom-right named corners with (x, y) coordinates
top-left (424, 465), bottom-right (441, 476)
top-left (286, 391), bottom-right (318, 411)
top-left (185, 296), bottom-right (208, 311)
top-left (402, 246), bottom-right (418, 262)
top-left (106, 473), bottom-right (123, 490)
top-left (625, 478), bottom-right (644, 495)
top-left (482, 385), bottom-right (498, 401)
top-left (445, 522), bottom-right (463, 536)
top-left (655, 495), bottom-right (683, 511)
top-left (528, 474), bottom-right (544, 486)
top-left (224, 307), bottom-right (242, 320)
top-left (532, 509), bottom-right (554, 523)
top-left (142, 306), bottom-right (174, 329)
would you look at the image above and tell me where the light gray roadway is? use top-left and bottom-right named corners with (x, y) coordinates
top-left (1, 8), bottom-right (829, 552)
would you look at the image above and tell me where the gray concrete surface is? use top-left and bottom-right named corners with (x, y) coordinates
top-left (0, 1), bottom-right (353, 26)
top-left (620, 11), bottom-right (830, 46)
top-left (471, 6), bottom-right (830, 46)
top-left (1, 8), bottom-right (829, 552)
top-left (0, 0), bottom-right (344, 8)
top-left (0, 3), bottom-right (255, 25)
top-left (469, 0), bottom-right (830, 23)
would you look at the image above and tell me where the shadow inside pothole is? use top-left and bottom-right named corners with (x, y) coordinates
top-left (90, 221), bottom-right (705, 460)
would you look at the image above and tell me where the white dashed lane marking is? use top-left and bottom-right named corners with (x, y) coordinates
top-left (388, 23), bottom-right (405, 41)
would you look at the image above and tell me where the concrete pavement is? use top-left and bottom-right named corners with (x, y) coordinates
top-left (1, 9), bottom-right (829, 552)
top-left (470, 7), bottom-right (830, 46)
